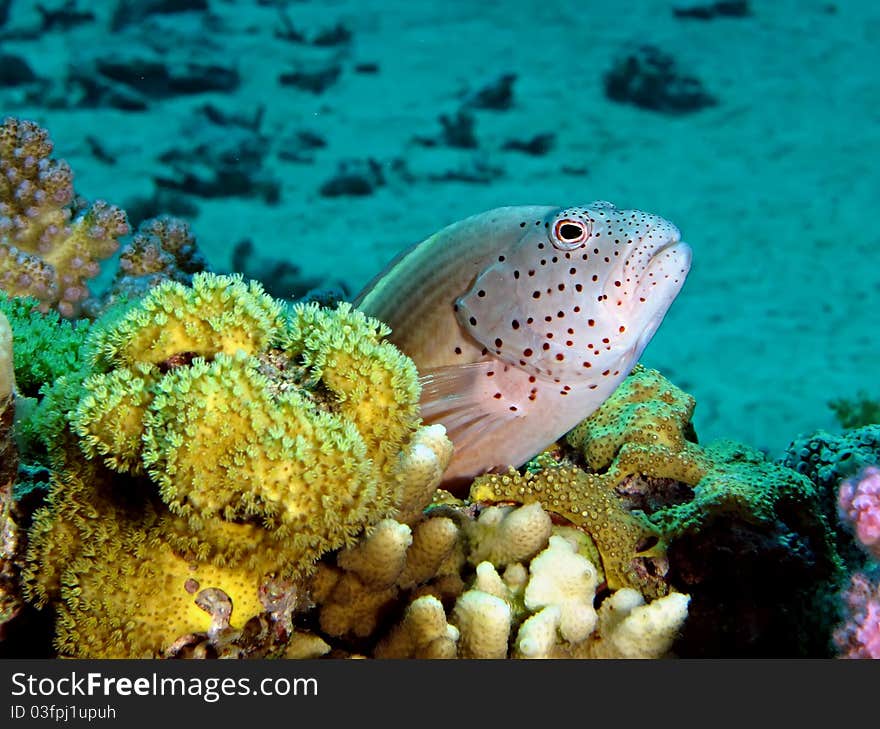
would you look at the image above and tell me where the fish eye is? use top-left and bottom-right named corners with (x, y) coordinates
top-left (551, 218), bottom-right (590, 250)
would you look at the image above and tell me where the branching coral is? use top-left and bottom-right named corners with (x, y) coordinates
top-left (511, 535), bottom-right (689, 659)
top-left (312, 496), bottom-right (689, 659)
top-left (465, 503), bottom-right (552, 568)
top-left (0, 118), bottom-right (129, 317)
top-left (84, 215), bottom-right (208, 318)
top-left (311, 513), bottom-right (462, 640)
top-left (447, 533), bottom-right (689, 659)
top-left (374, 595), bottom-right (459, 659)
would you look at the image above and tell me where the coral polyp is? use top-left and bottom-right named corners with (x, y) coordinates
top-left (0, 118), bottom-right (129, 317)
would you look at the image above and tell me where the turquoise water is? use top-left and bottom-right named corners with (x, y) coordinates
top-left (4, 1), bottom-right (876, 455)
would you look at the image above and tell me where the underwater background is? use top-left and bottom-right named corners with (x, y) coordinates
top-left (2, 0), bottom-right (880, 661)
top-left (1, 0), bottom-right (876, 457)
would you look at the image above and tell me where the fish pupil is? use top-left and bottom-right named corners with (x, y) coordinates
top-left (559, 223), bottom-right (583, 240)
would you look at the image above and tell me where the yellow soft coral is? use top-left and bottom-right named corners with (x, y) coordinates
top-left (0, 118), bottom-right (129, 317)
top-left (22, 461), bottom-right (272, 658)
top-left (89, 272), bottom-right (284, 368)
top-left (284, 301), bottom-right (421, 475)
top-left (26, 273), bottom-right (455, 657)
top-left (70, 273), bottom-right (439, 579)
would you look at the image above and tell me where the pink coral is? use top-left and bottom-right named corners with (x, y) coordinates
top-left (833, 570), bottom-right (880, 659)
top-left (0, 117), bottom-right (129, 317)
top-left (838, 466), bottom-right (880, 559)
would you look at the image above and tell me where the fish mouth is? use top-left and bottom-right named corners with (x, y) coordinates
top-left (625, 238), bottom-right (692, 353)
top-left (620, 224), bottom-right (691, 293)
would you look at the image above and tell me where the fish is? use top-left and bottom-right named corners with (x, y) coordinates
top-left (355, 202), bottom-right (691, 491)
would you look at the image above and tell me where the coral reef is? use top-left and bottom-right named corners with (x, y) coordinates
top-left (0, 331), bottom-right (842, 657)
top-left (83, 215), bottom-right (208, 318)
top-left (0, 118), bottom-right (129, 317)
top-left (14, 273), bottom-right (454, 656)
top-left (473, 366), bottom-right (841, 656)
top-left (0, 112), bottom-right (848, 659)
top-left (838, 466), bottom-right (880, 560)
top-left (833, 568), bottom-right (880, 659)
top-left (0, 290), bottom-right (845, 658)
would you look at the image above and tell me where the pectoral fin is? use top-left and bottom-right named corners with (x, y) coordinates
top-left (419, 361), bottom-right (522, 449)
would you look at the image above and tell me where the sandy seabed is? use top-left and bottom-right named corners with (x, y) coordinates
top-left (2, 0), bottom-right (878, 456)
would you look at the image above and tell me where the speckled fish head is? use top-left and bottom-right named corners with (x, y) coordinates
top-left (455, 201), bottom-right (691, 382)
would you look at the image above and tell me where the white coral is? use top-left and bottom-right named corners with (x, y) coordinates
top-left (451, 589), bottom-right (511, 659)
top-left (589, 588), bottom-right (690, 659)
top-left (393, 424), bottom-right (454, 524)
top-left (524, 535), bottom-right (598, 643)
top-left (467, 503), bottom-right (552, 567)
top-left (375, 595), bottom-right (459, 659)
top-left (336, 518), bottom-right (412, 589)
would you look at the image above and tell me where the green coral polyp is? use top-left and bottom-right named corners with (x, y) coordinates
top-left (284, 301), bottom-right (421, 470)
top-left (68, 273), bottom-right (424, 579)
top-left (73, 363), bottom-right (160, 472)
top-left (0, 293), bottom-right (90, 396)
top-left (90, 272), bottom-right (285, 368)
top-left (143, 353), bottom-right (374, 537)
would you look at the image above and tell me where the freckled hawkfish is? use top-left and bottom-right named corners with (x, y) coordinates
top-left (355, 202), bottom-right (691, 491)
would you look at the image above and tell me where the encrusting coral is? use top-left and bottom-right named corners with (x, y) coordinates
top-left (0, 118), bottom-right (129, 317)
top-left (470, 367), bottom-right (837, 599)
